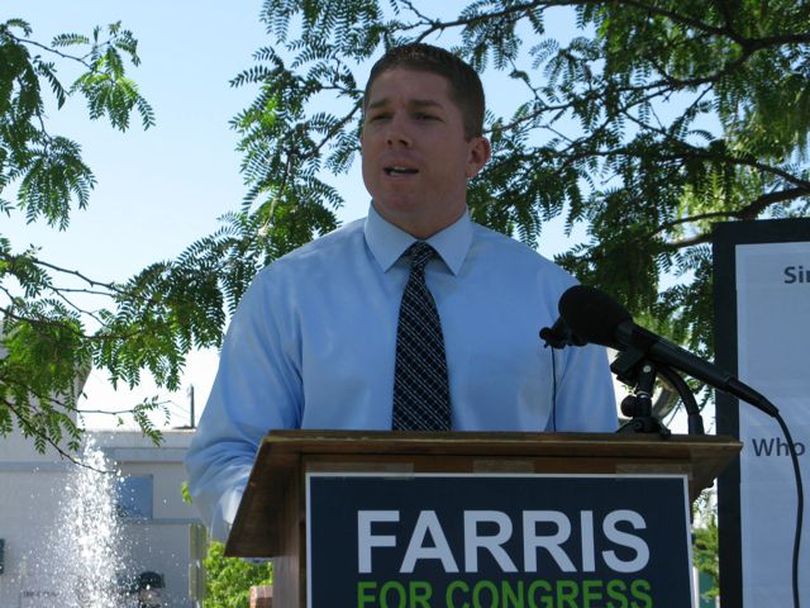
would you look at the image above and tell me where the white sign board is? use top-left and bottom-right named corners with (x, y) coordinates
top-left (735, 241), bottom-right (810, 605)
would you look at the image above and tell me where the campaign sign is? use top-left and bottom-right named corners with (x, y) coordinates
top-left (306, 473), bottom-right (692, 608)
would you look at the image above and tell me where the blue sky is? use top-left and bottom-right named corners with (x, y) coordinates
top-left (5, 1), bottom-right (589, 429)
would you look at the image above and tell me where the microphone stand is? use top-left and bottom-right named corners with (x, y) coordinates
top-left (611, 345), bottom-right (705, 436)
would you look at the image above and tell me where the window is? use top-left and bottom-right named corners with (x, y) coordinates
top-left (116, 475), bottom-right (153, 519)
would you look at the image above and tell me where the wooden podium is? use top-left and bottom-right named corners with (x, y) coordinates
top-left (226, 430), bottom-right (741, 608)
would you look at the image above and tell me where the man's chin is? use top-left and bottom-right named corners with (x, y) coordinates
top-left (372, 197), bottom-right (421, 218)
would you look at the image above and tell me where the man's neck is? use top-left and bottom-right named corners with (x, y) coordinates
top-left (371, 201), bottom-right (467, 239)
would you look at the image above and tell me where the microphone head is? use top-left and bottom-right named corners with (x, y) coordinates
top-left (558, 285), bottom-right (632, 347)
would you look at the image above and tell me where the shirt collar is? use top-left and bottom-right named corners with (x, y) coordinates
top-left (364, 203), bottom-right (472, 276)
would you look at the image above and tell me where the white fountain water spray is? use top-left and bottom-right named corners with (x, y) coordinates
top-left (27, 437), bottom-right (131, 607)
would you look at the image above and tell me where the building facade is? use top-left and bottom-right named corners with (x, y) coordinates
top-left (0, 425), bottom-right (204, 608)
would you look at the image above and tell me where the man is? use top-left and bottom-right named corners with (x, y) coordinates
top-left (186, 43), bottom-right (617, 540)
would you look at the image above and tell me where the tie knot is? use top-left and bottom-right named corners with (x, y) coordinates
top-left (406, 241), bottom-right (435, 272)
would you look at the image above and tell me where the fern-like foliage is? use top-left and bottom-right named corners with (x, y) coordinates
top-left (0, 19), bottom-right (154, 230)
top-left (227, 0), bottom-right (809, 371)
top-left (0, 18), bottom-right (160, 455)
top-left (3, 1), bottom-right (810, 458)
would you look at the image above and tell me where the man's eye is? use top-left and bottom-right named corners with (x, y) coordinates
top-left (415, 113), bottom-right (437, 120)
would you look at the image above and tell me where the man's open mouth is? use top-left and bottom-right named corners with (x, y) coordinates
top-left (384, 166), bottom-right (419, 176)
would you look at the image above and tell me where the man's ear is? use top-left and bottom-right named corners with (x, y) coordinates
top-left (465, 136), bottom-right (491, 179)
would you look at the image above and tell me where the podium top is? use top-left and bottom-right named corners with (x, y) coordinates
top-left (227, 430), bottom-right (741, 556)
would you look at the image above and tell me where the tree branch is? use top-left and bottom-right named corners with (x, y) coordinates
top-left (667, 232), bottom-right (713, 249)
top-left (659, 187), bottom-right (810, 248)
top-left (31, 257), bottom-right (122, 293)
top-left (0, 396), bottom-right (95, 469)
top-left (9, 34), bottom-right (93, 68)
top-left (413, 0), bottom-right (544, 42)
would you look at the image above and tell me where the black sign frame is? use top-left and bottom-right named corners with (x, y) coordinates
top-left (712, 218), bottom-right (810, 607)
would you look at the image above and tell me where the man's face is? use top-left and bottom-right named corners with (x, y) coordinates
top-left (361, 68), bottom-right (490, 238)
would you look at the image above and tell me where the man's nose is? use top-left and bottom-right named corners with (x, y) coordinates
top-left (385, 114), bottom-right (412, 147)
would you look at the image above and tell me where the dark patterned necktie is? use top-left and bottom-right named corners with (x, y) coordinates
top-left (392, 241), bottom-right (451, 431)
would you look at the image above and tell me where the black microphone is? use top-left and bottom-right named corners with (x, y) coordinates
top-left (558, 285), bottom-right (779, 418)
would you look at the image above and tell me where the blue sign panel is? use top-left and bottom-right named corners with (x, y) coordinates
top-left (306, 474), bottom-right (692, 608)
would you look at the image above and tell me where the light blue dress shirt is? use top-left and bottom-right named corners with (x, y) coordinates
top-left (185, 206), bottom-right (617, 539)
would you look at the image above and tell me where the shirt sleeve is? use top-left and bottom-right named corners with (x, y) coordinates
top-left (184, 268), bottom-right (303, 540)
top-left (552, 340), bottom-right (618, 432)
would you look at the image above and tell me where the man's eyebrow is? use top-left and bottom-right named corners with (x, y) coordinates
top-left (410, 99), bottom-right (444, 109)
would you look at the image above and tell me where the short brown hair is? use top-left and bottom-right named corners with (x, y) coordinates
top-left (363, 43), bottom-right (486, 139)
